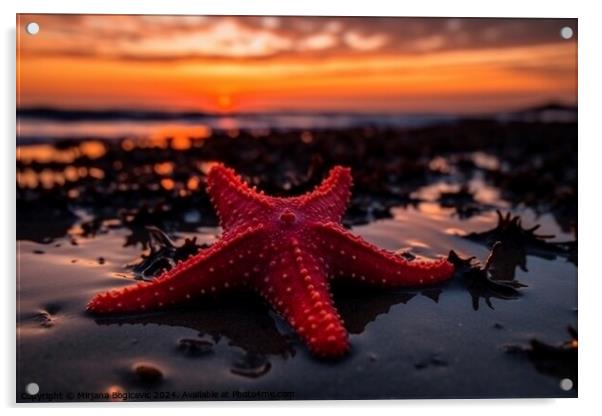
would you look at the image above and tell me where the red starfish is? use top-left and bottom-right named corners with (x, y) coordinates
top-left (88, 164), bottom-right (454, 357)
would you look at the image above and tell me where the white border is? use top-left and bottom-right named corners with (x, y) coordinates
top-left (3, 0), bottom-right (600, 414)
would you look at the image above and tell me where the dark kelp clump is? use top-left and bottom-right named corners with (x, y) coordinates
top-left (448, 243), bottom-right (528, 311)
top-left (465, 211), bottom-right (576, 264)
top-left (127, 227), bottom-right (205, 280)
top-left (505, 327), bottom-right (577, 385)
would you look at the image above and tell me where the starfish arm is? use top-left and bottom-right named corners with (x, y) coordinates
top-left (312, 222), bottom-right (454, 287)
top-left (299, 166), bottom-right (352, 223)
top-left (87, 224), bottom-right (266, 314)
top-left (206, 164), bottom-right (272, 230)
top-left (256, 242), bottom-right (349, 358)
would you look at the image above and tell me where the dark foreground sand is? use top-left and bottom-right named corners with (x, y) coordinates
top-left (16, 115), bottom-right (577, 401)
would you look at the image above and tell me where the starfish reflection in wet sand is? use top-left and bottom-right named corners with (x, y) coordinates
top-left (88, 164), bottom-right (454, 358)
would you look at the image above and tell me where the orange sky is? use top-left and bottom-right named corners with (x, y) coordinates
top-left (17, 15), bottom-right (577, 114)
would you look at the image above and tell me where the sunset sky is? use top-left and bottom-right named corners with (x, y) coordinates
top-left (17, 15), bottom-right (577, 114)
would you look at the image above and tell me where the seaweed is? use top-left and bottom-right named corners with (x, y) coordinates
top-left (464, 211), bottom-right (576, 264)
top-left (437, 185), bottom-right (489, 219)
top-left (127, 227), bottom-right (204, 280)
top-left (448, 242), bottom-right (528, 311)
top-left (506, 326), bottom-right (577, 384)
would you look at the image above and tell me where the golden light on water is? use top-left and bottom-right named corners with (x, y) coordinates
top-left (418, 203), bottom-right (453, 221)
top-left (154, 162), bottom-right (174, 176)
top-left (17, 165), bottom-right (106, 189)
top-left (187, 176), bottom-right (201, 191)
top-left (161, 178), bottom-right (175, 190)
top-left (17, 141), bottom-right (106, 164)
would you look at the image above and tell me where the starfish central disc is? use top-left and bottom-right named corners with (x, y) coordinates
top-left (88, 164), bottom-right (455, 358)
top-left (279, 209), bottom-right (296, 224)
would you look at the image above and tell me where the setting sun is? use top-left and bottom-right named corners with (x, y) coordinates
top-left (217, 95), bottom-right (234, 112)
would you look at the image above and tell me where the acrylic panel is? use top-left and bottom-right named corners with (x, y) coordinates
top-left (16, 14), bottom-right (577, 402)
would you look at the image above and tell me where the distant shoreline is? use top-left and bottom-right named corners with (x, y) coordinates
top-left (17, 102), bottom-right (577, 122)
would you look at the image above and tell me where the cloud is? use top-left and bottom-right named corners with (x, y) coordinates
top-left (343, 31), bottom-right (388, 51)
top-left (298, 33), bottom-right (339, 51)
top-left (409, 35), bottom-right (446, 52)
top-left (123, 19), bottom-right (294, 58)
top-left (260, 16), bottom-right (281, 30)
top-left (18, 15), bottom-right (577, 61)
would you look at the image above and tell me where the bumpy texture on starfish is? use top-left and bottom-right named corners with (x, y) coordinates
top-left (88, 164), bottom-right (454, 357)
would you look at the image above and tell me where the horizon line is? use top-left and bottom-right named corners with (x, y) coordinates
top-left (17, 101), bottom-right (578, 121)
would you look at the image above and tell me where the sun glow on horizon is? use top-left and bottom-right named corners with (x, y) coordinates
top-left (217, 95), bottom-right (234, 112)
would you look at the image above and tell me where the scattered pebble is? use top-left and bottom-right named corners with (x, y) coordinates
top-left (414, 354), bottom-right (448, 370)
top-left (132, 363), bottom-right (163, 384)
top-left (107, 385), bottom-right (125, 401)
top-left (33, 311), bottom-right (55, 328)
top-left (230, 353), bottom-right (271, 378)
top-left (177, 338), bottom-right (213, 356)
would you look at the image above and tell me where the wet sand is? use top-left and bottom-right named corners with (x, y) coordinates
top-left (16, 115), bottom-right (577, 401)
